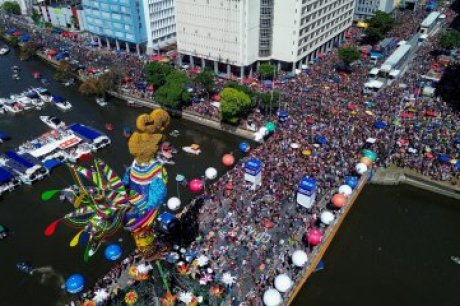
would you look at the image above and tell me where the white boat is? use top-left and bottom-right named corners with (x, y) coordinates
top-left (41, 150), bottom-right (69, 164)
top-left (63, 79), bottom-right (75, 87)
top-left (1, 98), bottom-right (23, 114)
top-left (182, 144), bottom-right (201, 155)
top-left (96, 97), bottom-right (108, 107)
top-left (3, 153), bottom-right (49, 185)
top-left (0, 47), bottom-right (10, 55)
top-left (91, 136), bottom-right (111, 151)
top-left (40, 116), bottom-right (66, 129)
top-left (67, 143), bottom-right (92, 163)
top-left (12, 74), bottom-right (20, 80)
top-left (14, 96), bottom-right (35, 111)
top-left (52, 97), bottom-right (72, 111)
top-left (19, 165), bottom-right (49, 185)
top-left (33, 88), bottom-right (52, 103)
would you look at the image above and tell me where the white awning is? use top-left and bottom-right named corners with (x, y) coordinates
top-left (380, 64), bottom-right (392, 73)
top-left (29, 142), bottom-right (59, 158)
top-left (389, 70), bottom-right (400, 77)
top-left (369, 68), bottom-right (379, 75)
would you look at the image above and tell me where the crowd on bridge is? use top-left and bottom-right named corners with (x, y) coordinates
top-left (2, 6), bottom-right (459, 306)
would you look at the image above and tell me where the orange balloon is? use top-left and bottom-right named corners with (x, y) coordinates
top-left (360, 156), bottom-right (373, 168)
top-left (331, 193), bottom-right (347, 208)
top-left (222, 154), bottom-right (235, 167)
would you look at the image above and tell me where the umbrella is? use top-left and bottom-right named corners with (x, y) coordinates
top-left (374, 121), bottom-right (387, 129)
top-left (265, 122), bottom-right (276, 133)
top-left (315, 136), bottom-right (327, 145)
top-left (438, 154), bottom-right (450, 163)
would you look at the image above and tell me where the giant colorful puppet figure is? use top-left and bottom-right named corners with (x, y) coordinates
top-left (43, 109), bottom-right (171, 261)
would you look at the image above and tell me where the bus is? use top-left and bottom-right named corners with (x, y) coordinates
top-left (379, 44), bottom-right (412, 76)
top-left (420, 11), bottom-right (441, 34)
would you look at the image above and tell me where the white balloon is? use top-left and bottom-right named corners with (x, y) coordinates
top-left (167, 197), bottom-right (181, 211)
top-left (274, 274), bottom-right (293, 293)
top-left (338, 185), bottom-right (353, 197)
top-left (263, 288), bottom-right (283, 306)
top-left (205, 167), bottom-right (218, 180)
top-left (320, 210), bottom-right (335, 225)
top-left (355, 162), bottom-right (368, 175)
top-left (259, 127), bottom-right (269, 136)
top-left (292, 250), bottom-right (308, 267)
top-left (254, 132), bottom-right (264, 142)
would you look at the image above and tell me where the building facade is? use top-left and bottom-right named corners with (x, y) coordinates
top-left (176, 0), bottom-right (355, 76)
top-left (0, 0), bottom-right (32, 14)
top-left (81, 0), bottom-right (147, 53)
top-left (39, 2), bottom-right (86, 31)
top-left (142, 0), bottom-right (176, 54)
top-left (354, 0), bottom-right (395, 20)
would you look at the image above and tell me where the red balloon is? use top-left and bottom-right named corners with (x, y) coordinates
top-left (189, 179), bottom-right (204, 193)
top-left (331, 193), bottom-right (347, 208)
top-left (222, 154), bottom-right (235, 167)
top-left (307, 228), bottom-right (323, 246)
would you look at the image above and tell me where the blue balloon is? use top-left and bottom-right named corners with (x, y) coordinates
top-left (65, 274), bottom-right (84, 294)
top-left (345, 176), bottom-right (358, 189)
top-left (239, 142), bottom-right (250, 153)
top-left (374, 121), bottom-right (387, 129)
top-left (104, 244), bottom-right (122, 261)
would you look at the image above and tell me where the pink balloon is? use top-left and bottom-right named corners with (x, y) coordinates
top-left (189, 179), bottom-right (204, 193)
top-left (307, 228), bottom-right (323, 246)
top-left (222, 154), bottom-right (235, 167)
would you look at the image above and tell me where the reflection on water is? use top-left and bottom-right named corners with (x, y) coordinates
top-left (293, 184), bottom-right (460, 306)
top-left (0, 49), bottom-right (247, 306)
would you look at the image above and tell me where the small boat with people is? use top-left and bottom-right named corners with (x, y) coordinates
top-left (169, 130), bottom-right (180, 137)
top-left (451, 256), bottom-right (460, 265)
top-left (0, 224), bottom-right (8, 240)
top-left (105, 123), bottom-right (114, 131)
top-left (3, 151), bottom-right (49, 185)
top-left (68, 123), bottom-right (111, 152)
top-left (127, 100), bottom-right (142, 108)
top-left (32, 87), bottom-right (52, 103)
top-left (12, 73), bottom-right (20, 81)
top-left (96, 97), bottom-right (108, 107)
top-left (52, 96), bottom-right (72, 111)
top-left (157, 143), bottom-right (175, 165)
top-left (1, 98), bottom-right (23, 114)
top-left (63, 78), bottom-right (75, 87)
top-left (67, 143), bottom-right (93, 163)
top-left (0, 132), bottom-right (9, 143)
top-left (0, 166), bottom-right (20, 195)
top-left (0, 47), bottom-right (10, 55)
top-left (182, 144), bottom-right (201, 155)
top-left (11, 65), bottom-right (20, 72)
top-left (40, 116), bottom-right (66, 129)
top-left (16, 261), bottom-right (33, 275)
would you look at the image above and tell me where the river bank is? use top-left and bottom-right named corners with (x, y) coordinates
top-left (371, 166), bottom-right (460, 200)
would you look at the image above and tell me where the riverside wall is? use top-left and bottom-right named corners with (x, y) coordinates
top-left (370, 167), bottom-right (460, 200)
top-left (285, 173), bottom-right (369, 306)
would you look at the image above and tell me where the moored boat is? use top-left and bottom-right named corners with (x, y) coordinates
top-left (32, 87), bottom-right (52, 103)
top-left (40, 116), bottom-right (66, 129)
top-left (0, 47), bottom-right (10, 55)
top-left (182, 144), bottom-right (201, 155)
top-left (3, 151), bottom-right (49, 185)
top-left (96, 97), bottom-right (108, 107)
top-left (52, 96), bottom-right (72, 111)
top-left (68, 123), bottom-right (111, 151)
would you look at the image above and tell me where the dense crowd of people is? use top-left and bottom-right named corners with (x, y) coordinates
top-left (2, 5), bottom-right (459, 306)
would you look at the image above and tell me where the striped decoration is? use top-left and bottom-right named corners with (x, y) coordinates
top-left (129, 161), bottom-right (163, 186)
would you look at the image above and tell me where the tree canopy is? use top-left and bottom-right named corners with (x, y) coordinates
top-left (144, 62), bottom-right (173, 87)
top-left (338, 47), bottom-right (360, 66)
top-left (194, 68), bottom-right (216, 92)
top-left (54, 60), bottom-right (72, 81)
top-left (257, 91), bottom-right (281, 113)
top-left (439, 30), bottom-right (460, 50)
top-left (19, 41), bottom-right (37, 60)
top-left (220, 88), bottom-right (254, 124)
top-left (225, 81), bottom-right (255, 98)
top-left (78, 70), bottom-right (119, 96)
top-left (259, 63), bottom-right (277, 80)
top-left (364, 11), bottom-right (396, 44)
top-left (155, 71), bottom-right (191, 109)
top-left (1, 1), bottom-right (21, 14)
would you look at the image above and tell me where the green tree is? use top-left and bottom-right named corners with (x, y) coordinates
top-left (225, 81), bottom-right (255, 98)
top-left (219, 88), bottom-right (253, 124)
top-left (54, 60), bottom-right (72, 81)
top-left (257, 91), bottom-right (281, 113)
top-left (31, 8), bottom-right (41, 24)
top-left (99, 69), bottom-right (120, 92)
top-left (439, 30), bottom-right (460, 50)
top-left (1, 1), bottom-right (21, 14)
top-left (154, 70), bottom-right (191, 109)
top-left (367, 11), bottom-right (395, 34)
top-left (259, 63), bottom-right (277, 80)
top-left (338, 47), bottom-right (360, 66)
top-left (19, 41), bottom-right (37, 60)
top-left (7, 36), bottom-right (19, 47)
top-left (144, 61), bottom-right (172, 87)
top-left (365, 11), bottom-right (395, 44)
top-left (79, 78), bottom-right (102, 96)
top-left (194, 68), bottom-right (216, 92)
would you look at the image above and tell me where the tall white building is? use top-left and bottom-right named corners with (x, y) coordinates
top-left (354, 0), bottom-right (395, 20)
top-left (142, 0), bottom-right (176, 54)
top-left (176, 0), bottom-right (355, 76)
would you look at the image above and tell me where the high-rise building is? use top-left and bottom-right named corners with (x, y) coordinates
top-left (176, 0), bottom-right (355, 76)
top-left (81, 0), bottom-right (147, 53)
top-left (142, 0), bottom-right (176, 54)
top-left (354, 0), bottom-right (395, 20)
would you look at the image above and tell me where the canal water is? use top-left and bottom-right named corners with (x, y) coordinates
top-left (293, 184), bottom-right (460, 306)
top-left (0, 49), bottom-right (246, 306)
